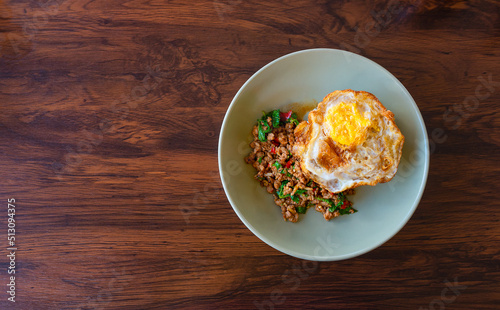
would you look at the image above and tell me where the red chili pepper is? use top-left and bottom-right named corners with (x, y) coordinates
top-left (272, 138), bottom-right (280, 146)
top-left (340, 201), bottom-right (348, 209)
top-left (280, 110), bottom-right (293, 121)
top-left (271, 146), bottom-right (276, 154)
top-left (285, 160), bottom-right (292, 168)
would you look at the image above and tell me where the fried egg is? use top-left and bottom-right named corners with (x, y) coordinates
top-left (293, 90), bottom-right (404, 193)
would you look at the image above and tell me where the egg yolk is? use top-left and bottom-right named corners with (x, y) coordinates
top-left (326, 101), bottom-right (372, 146)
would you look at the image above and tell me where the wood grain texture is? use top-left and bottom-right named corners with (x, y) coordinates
top-left (0, 0), bottom-right (499, 309)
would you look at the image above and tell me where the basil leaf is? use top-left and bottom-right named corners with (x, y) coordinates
top-left (290, 195), bottom-right (300, 203)
top-left (277, 181), bottom-right (289, 199)
top-left (257, 157), bottom-right (263, 163)
top-left (317, 197), bottom-right (332, 204)
top-left (338, 207), bottom-right (351, 215)
top-left (317, 197), bottom-right (338, 213)
top-left (296, 206), bottom-right (307, 214)
top-left (273, 162), bottom-right (282, 169)
top-left (293, 190), bottom-right (307, 197)
top-left (288, 112), bottom-right (299, 125)
top-left (263, 121), bottom-right (272, 134)
top-left (271, 110), bottom-right (280, 128)
top-left (258, 121), bottom-right (266, 142)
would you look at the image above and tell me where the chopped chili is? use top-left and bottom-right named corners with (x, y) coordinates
top-left (280, 110), bottom-right (293, 121)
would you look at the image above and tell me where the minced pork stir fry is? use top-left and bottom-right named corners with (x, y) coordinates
top-left (245, 109), bottom-right (357, 223)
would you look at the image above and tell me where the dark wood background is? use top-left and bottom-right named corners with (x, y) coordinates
top-left (1, 0), bottom-right (499, 309)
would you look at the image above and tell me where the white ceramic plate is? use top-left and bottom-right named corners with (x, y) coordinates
top-left (218, 48), bottom-right (429, 261)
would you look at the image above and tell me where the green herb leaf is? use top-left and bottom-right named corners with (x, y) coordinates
top-left (257, 157), bottom-right (263, 163)
top-left (290, 195), bottom-right (300, 203)
top-left (296, 206), bottom-right (307, 214)
top-left (317, 197), bottom-right (332, 204)
top-left (277, 180), bottom-right (289, 199)
top-left (288, 112), bottom-right (299, 126)
top-left (271, 110), bottom-right (280, 128)
top-left (317, 197), bottom-right (338, 213)
top-left (338, 207), bottom-right (351, 215)
top-left (258, 121), bottom-right (266, 142)
top-left (295, 189), bottom-right (307, 196)
top-left (263, 121), bottom-right (272, 134)
top-left (273, 162), bottom-right (282, 169)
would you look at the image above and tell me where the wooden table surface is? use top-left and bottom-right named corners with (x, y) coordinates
top-left (1, 0), bottom-right (499, 309)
